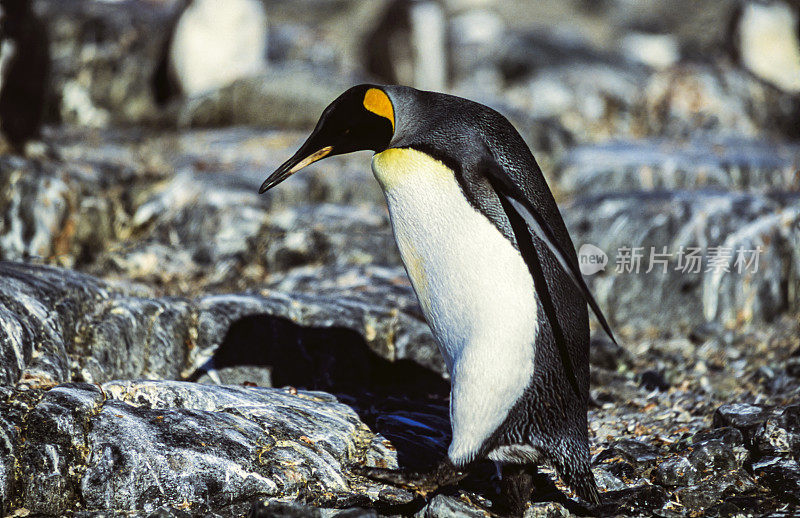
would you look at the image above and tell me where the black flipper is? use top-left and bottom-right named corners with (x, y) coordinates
top-left (498, 191), bottom-right (582, 397)
top-left (481, 155), bottom-right (618, 346)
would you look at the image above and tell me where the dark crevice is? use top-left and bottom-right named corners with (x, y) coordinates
top-left (189, 313), bottom-right (450, 470)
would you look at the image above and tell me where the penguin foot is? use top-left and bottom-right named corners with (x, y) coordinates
top-left (493, 463), bottom-right (536, 517)
top-left (351, 459), bottom-right (468, 496)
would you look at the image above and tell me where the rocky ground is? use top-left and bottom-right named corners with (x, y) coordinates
top-left (2, 0), bottom-right (800, 516)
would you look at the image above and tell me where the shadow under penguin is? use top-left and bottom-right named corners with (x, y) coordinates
top-left (189, 313), bottom-right (451, 471)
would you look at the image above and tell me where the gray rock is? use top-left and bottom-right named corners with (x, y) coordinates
top-left (267, 23), bottom-right (338, 71)
top-left (195, 365), bottom-right (273, 387)
top-left (111, 166), bottom-right (270, 288)
top-left (554, 137), bottom-right (800, 197)
top-left (257, 203), bottom-right (398, 271)
top-left (61, 126), bottom-right (389, 290)
top-left (585, 0), bottom-right (737, 57)
top-left (76, 296), bottom-right (191, 383)
top-left (673, 470), bottom-right (759, 510)
top-left (0, 155), bottom-right (129, 266)
top-left (448, 9), bottom-right (506, 83)
top-left (501, 61), bottom-right (800, 144)
top-left (4, 3), bottom-right (800, 515)
top-left (18, 383), bottom-right (103, 513)
top-left (249, 500), bottom-right (324, 518)
top-left (687, 439), bottom-right (741, 473)
top-left (259, 0), bottom-right (388, 74)
top-left (755, 405), bottom-right (800, 458)
top-left (0, 261), bottom-right (198, 386)
top-left (331, 507), bottom-right (379, 518)
top-left (0, 160), bottom-right (71, 261)
top-left (651, 456), bottom-right (700, 487)
top-left (0, 260), bottom-right (443, 391)
top-left (503, 62), bottom-right (647, 142)
top-left (640, 63), bottom-right (800, 139)
top-left (592, 466), bottom-right (628, 492)
top-left (691, 427), bottom-right (749, 466)
top-left (35, 0), bottom-right (182, 126)
top-left (1, 182), bottom-right (798, 515)
top-left (598, 485), bottom-right (668, 516)
top-left (752, 457), bottom-right (800, 504)
top-left (523, 501), bottom-right (572, 517)
top-left (0, 388), bottom-right (21, 512)
top-left (416, 493), bottom-right (487, 518)
top-left (596, 458), bottom-right (639, 487)
top-left (691, 426), bottom-right (745, 447)
top-left (609, 438), bottom-right (660, 467)
top-left (565, 190), bottom-right (800, 331)
top-left (497, 29), bottom-right (631, 82)
top-left (2, 381), bottom-right (409, 515)
top-left (713, 403), bottom-right (771, 447)
top-left (0, 129), bottom-right (190, 270)
top-left (182, 69), bottom-right (353, 129)
top-left (0, 261), bottom-right (120, 386)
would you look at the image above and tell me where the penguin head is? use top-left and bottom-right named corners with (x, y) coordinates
top-left (259, 84), bottom-right (395, 193)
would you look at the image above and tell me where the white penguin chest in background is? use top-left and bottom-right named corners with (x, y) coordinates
top-left (739, 1), bottom-right (800, 93)
top-left (372, 147), bottom-right (538, 464)
top-left (170, 0), bottom-right (268, 98)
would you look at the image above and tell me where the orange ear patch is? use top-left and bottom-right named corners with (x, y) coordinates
top-left (363, 88), bottom-right (395, 130)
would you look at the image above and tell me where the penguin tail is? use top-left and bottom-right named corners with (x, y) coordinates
top-left (549, 442), bottom-right (601, 505)
top-left (557, 460), bottom-right (600, 505)
top-left (570, 471), bottom-right (601, 505)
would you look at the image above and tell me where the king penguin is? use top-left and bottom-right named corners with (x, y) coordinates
top-left (259, 85), bottom-right (616, 514)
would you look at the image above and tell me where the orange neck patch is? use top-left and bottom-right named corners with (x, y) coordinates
top-left (363, 88), bottom-right (395, 130)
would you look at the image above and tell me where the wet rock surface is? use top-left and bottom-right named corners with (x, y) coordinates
top-left (554, 137), bottom-right (800, 196)
top-left (2, 381), bottom-right (411, 515)
top-left (2, 0), bottom-right (800, 516)
top-left (1, 125), bottom-right (799, 516)
top-left (2, 210), bottom-right (799, 517)
top-left (0, 261), bottom-right (439, 388)
top-left (564, 189), bottom-right (800, 331)
top-left (34, 0), bottom-right (182, 127)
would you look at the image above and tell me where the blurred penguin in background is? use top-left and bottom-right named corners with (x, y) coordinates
top-left (729, 0), bottom-right (800, 92)
top-left (363, 0), bottom-right (448, 91)
top-left (152, 0), bottom-right (268, 105)
top-left (0, 0), bottom-right (50, 153)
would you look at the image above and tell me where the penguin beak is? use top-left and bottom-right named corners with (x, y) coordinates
top-left (259, 145), bottom-right (334, 194)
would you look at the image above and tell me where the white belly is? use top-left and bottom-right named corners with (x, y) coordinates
top-left (372, 148), bottom-right (538, 465)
